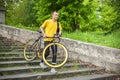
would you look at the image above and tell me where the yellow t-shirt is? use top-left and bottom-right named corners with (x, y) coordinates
top-left (41, 19), bottom-right (62, 41)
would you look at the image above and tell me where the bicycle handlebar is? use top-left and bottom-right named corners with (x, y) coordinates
top-left (37, 30), bottom-right (61, 43)
top-left (44, 35), bottom-right (61, 43)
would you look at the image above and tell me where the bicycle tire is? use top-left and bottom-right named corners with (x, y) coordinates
top-left (42, 43), bottom-right (68, 68)
top-left (24, 39), bottom-right (38, 61)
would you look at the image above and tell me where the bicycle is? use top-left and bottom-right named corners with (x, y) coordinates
top-left (24, 31), bottom-right (68, 68)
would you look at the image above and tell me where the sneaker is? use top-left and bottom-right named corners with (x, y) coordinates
top-left (40, 62), bottom-right (48, 69)
top-left (50, 68), bottom-right (57, 73)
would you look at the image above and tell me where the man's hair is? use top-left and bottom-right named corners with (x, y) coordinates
top-left (52, 11), bottom-right (58, 15)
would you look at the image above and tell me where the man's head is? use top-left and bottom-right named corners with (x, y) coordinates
top-left (52, 11), bottom-right (58, 21)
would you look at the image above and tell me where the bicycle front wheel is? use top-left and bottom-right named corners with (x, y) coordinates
top-left (24, 39), bottom-right (38, 61)
top-left (42, 43), bottom-right (68, 68)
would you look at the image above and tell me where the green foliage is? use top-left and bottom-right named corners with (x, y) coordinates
top-left (111, 0), bottom-right (120, 31)
top-left (58, 0), bottom-right (82, 31)
top-left (98, 1), bottom-right (117, 34)
top-left (34, 0), bottom-right (99, 31)
top-left (5, 0), bottom-right (38, 27)
top-left (79, 0), bottom-right (100, 31)
top-left (33, 0), bottom-right (118, 33)
top-left (5, 0), bottom-right (120, 33)
top-left (33, 0), bottom-right (59, 25)
top-left (0, 0), bottom-right (15, 9)
top-left (0, 0), bottom-right (5, 9)
top-left (6, 0), bottom-right (26, 25)
top-left (24, 0), bottom-right (37, 26)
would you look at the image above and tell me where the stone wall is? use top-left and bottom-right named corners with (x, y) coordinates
top-left (62, 38), bottom-right (120, 73)
top-left (0, 24), bottom-right (40, 43)
top-left (0, 9), bottom-right (5, 24)
top-left (0, 24), bottom-right (120, 73)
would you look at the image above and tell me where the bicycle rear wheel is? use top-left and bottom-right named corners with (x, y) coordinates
top-left (24, 39), bottom-right (38, 61)
top-left (42, 43), bottom-right (68, 68)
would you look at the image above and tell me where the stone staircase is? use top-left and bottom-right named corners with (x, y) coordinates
top-left (0, 35), bottom-right (120, 80)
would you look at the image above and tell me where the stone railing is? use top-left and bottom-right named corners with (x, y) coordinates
top-left (0, 24), bottom-right (120, 73)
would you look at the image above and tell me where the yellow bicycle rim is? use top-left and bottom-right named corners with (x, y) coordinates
top-left (24, 39), bottom-right (38, 61)
top-left (42, 43), bottom-right (68, 68)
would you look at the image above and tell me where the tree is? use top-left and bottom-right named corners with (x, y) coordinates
top-left (4, 0), bottom-right (119, 33)
top-left (98, 0), bottom-right (118, 34)
top-left (34, 0), bottom-right (100, 32)
top-left (111, 0), bottom-right (120, 31)
top-left (5, 0), bottom-right (26, 25)
top-left (0, 0), bottom-right (21, 9)
top-left (5, 0), bottom-right (37, 27)
top-left (23, 0), bottom-right (37, 26)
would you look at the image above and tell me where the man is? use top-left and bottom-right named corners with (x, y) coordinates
top-left (40, 11), bottom-right (62, 73)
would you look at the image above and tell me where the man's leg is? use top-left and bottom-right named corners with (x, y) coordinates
top-left (41, 41), bottom-right (50, 62)
top-left (40, 41), bottom-right (50, 68)
top-left (50, 43), bottom-right (58, 73)
top-left (51, 44), bottom-right (57, 64)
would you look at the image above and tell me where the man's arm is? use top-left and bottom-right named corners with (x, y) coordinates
top-left (58, 30), bottom-right (62, 36)
top-left (40, 26), bottom-right (46, 37)
top-left (58, 22), bottom-right (62, 36)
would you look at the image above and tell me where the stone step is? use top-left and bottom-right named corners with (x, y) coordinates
top-left (0, 49), bottom-right (24, 52)
top-left (0, 60), bottom-right (40, 66)
top-left (0, 37), bottom-right (24, 45)
top-left (0, 43), bottom-right (20, 46)
top-left (0, 45), bottom-right (24, 49)
top-left (0, 39), bottom-right (16, 41)
top-left (54, 74), bottom-right (120, 80)
top-left (0, 60), bottom-right (69, 67)
top-left (0, 52), bottom-right (66, 56)
top-left (0, 45), bottom-right (23, 49)
top-left (0, 57), bottom-right (25, 61)
top-left (0, 40), bottom-right (16, 42)
top-left (0, 52), bottom-right (65, 60)
top-left (0, 63), bottom-right (88, 75)
top-left (0, 56), bottom-right (67, 61)
top-left (0, 43), bottom-right (23, 47)
top-left (0, 35), bottom-right (117, 80)
top-left (0, 67), bottom-right (105, 80)
top-left (0, 52), bottom-right (23, 57)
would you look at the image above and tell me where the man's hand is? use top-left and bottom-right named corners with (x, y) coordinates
top-left (43, 34), bottom-right (47, 38)
top-left (58, 34), bottom-right (61, 37)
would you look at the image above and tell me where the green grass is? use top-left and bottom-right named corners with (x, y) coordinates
top-left (62, 30), bottom-right (120, 49)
